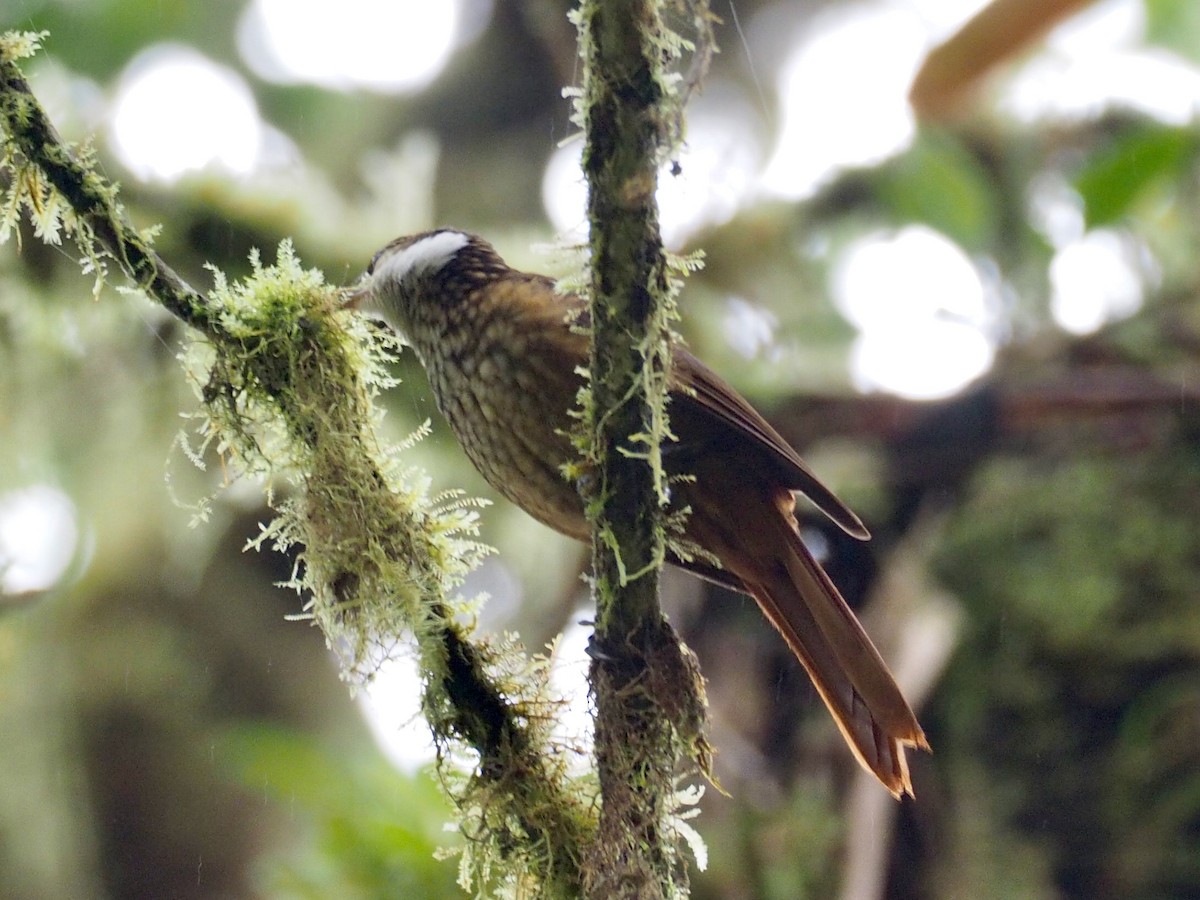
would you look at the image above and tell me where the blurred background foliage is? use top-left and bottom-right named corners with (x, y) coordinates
top-left (1, 0), bottom-right (1199, 897)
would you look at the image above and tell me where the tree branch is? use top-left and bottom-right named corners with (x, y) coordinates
top-left (0, 47), bottom-right (219, 337)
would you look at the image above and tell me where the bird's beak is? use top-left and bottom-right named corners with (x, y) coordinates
top-left (340, 276), bottom-right (372, 310)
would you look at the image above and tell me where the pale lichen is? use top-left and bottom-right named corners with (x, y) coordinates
top-left (176, 242), bottom-right (486, 678)
top-left (177, 245), bottom-right (599, 895)
top-left (0, 33), bottom-right (111, 297)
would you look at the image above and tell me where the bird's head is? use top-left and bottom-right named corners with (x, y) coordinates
top-left (345, 229), bottom-right (508, 337)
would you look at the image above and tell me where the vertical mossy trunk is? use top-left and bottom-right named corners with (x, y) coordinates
top-left (578, 1), bottom-right (708, 896)
top-left (582, 1), bottom-right (669, 633)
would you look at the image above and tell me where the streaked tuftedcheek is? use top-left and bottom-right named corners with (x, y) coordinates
top-left (360, 281), bottom-right (411, 334)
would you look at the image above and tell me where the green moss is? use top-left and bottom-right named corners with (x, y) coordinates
top-left (182, 243), bottom-right (481, 677)
top-left (180, 243), bottom-right (595, 896)
top-left (933, 445), bottom-right (1200, 897)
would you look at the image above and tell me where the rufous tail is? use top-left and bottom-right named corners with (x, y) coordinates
top-left (743, 505), bottom-right (928, 797)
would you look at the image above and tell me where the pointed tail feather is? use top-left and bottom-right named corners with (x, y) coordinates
top-left (746, 521), bottom-right (928, 797)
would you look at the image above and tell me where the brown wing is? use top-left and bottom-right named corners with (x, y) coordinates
top-left (552, 290), bottom-right (867, 539)
top-left (670, 347), bottom-right (870, 540)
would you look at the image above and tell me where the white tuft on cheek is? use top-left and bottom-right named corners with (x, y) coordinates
top-left (357, 230), bottom-right (469, 331)
top-left (376, 230), bottom-right (469, 287)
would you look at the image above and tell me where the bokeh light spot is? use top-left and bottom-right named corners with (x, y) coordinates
top-left (239, 0), bottom-right (466, 92)
top-left (1003, 0), bottom-right (1200, 125)
top-left (850, 319), bottom-right (993, 400)
top-left (0, 485), bottom-right (78, 595)
top-left (358, 650), bottom-right (437, 773)
top-left (110, 46), bottom-right (262, 182)
top-left (760, 3), bottom-right (925, 199)
top-left (832, 226), bottom-right (995, 399)
top-left (1050, 229), bottom-right (1148, 334)
top-left (543, 87), bottom-right (761, 248)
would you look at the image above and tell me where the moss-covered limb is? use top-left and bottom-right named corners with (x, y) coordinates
top-left (194, 252), bottom-right (598, 897)
top-left (433, 626), bottom-right (592, 896)
top-left (2, 38), bottom-right (592, 895)
top-left (577, 1), bottom-right (712, 896)
top-left (0, 41), bottom-right (220, 338)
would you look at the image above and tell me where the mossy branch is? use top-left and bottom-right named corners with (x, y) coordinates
top-left (574, 2), bottom-right (714, 896)
top-left (0, 38), bottom-right (218, 335)
top-left (1, 33), bottom-right (591, 896)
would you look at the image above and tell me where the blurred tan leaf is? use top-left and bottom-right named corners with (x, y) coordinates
top-left (910, 0), bottom-right (1098, 121)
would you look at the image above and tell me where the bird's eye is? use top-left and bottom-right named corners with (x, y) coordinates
top-left (367, 247), bottom-right (386, 276)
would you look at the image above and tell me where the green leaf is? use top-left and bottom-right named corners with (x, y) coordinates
top-left (219, 725), bottom-right (461, 897)
top-left (1144, 0), bottom-right (1200, 64)
top-left (1075, 125), bottom-right (1197, 229)
top-left (875, 131), bottom-right (998, 251)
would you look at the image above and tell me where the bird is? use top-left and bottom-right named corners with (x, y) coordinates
top-left (348, 228), bottom-right (928, 797)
